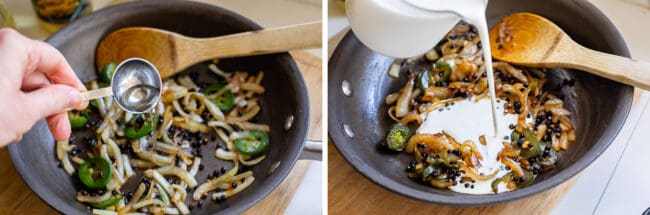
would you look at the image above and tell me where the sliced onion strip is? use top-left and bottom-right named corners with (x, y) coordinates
top-left (156, 166), bottom-right (198, 187)
top-left (459, 163), bottom-right (499, 181)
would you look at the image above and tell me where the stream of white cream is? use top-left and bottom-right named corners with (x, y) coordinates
top-left (408, 0), bottom-right (524, 194)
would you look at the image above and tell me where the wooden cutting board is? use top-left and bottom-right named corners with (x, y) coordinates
top-left (327, 29), bottom-right (578, 215)
top-left (0, 51), bottom-right (321, 215)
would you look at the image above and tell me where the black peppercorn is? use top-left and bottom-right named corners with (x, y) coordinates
top-left (542, 135), bottom-right (550, 142)
top-left (420, 152), bottom-right (429, 160)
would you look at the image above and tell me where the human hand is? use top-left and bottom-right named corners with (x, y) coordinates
top-left (0, 28), bottom-right (87, 146)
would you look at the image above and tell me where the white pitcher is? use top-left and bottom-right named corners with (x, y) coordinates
top-left (346, 0), bottom-right (488, 58)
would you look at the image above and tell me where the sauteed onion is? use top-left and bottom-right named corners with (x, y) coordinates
top-left (56, 62), bottom-right (270, 214)
top-left (384, 23), bottom-right (576, 194)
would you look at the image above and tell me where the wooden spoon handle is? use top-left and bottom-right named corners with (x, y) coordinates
top-left (176, 21), bottom-right (322, 69)
top-left (570, 46), bottom-right (650, 91)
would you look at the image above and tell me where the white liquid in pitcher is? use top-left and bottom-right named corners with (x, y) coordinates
top-left (346, 0), bottom-right (463, 58)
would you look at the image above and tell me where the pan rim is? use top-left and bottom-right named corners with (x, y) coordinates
top-left (327, 0), bottom-right (634, 206)
top-left (9, 0), bottom-right (310, 214)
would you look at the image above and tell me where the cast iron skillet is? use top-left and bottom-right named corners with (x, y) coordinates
top-left (9, 1), bottom-right (320, 214)
top-left (329, 0), bottom-right (633, 205)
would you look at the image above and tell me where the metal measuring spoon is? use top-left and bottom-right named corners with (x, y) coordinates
top-left (80, 58), bottom-right (162, 113)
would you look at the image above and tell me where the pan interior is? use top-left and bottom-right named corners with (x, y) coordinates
top-left (9, 1), bottom-right (309, 214)
top-left (328, 0), bottom-right (632, 204)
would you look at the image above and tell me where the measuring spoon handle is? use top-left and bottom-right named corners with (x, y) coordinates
top-left (80, 87), bottom-right (113, 101)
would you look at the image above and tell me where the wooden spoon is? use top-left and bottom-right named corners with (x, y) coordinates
top-left (96, 21), bottom-right (321, 78)
top-left (489, 13), bottom-right (650, 90)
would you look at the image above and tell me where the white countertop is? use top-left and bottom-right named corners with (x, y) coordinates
top-left (549, 1), bottom-right (650, 214)
top-left (3, 0), bottom-right (322, 214)
top-left (328, 0), bottom-right (650, 214)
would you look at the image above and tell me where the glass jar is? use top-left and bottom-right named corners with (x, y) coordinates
top-left (31, 0), bottom-right (92, 33)
top-left (0, 0), bottom-right (15, 28)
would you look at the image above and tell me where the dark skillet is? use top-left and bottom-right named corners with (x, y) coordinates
top-left (9, 1), bottom-right (320, 214)
top-left (328, 0), bottom-right (633, 205)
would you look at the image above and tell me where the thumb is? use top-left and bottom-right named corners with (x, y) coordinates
top-left (24, 84), bottom-right (82, 120)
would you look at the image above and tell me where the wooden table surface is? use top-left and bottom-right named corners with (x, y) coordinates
top-left (0, 51), bottom-right (321, 214)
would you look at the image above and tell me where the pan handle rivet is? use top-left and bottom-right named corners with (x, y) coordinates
top-left (284, 115), bottom-right (294, 131)
top-left (343, 123), bottom-right (355, 138)
top-left (342, 80), bottom-right (352, 96)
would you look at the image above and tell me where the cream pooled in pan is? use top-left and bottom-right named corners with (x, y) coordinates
top-left (383, 23), bottom-right (575, 194)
